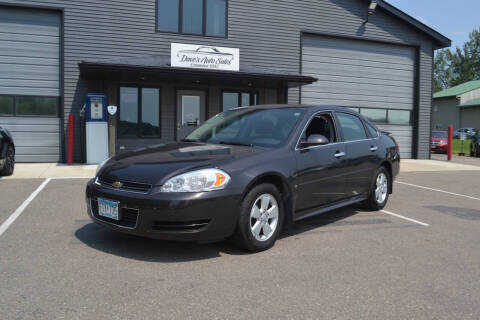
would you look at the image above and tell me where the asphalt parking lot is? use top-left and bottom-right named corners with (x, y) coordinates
top-left (1, 169), bottom-right (480, 319)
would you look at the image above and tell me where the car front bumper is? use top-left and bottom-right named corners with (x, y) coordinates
top-left (85, 179), bottom-right (242, 243)
top-left (431, 144), bottom-right (448, 152)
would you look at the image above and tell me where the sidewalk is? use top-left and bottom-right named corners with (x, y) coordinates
top-left (0, 163), bottom-right (97, 180)
top-left (401, 159), bottom-right (480, 172)
top-left (2, 159), bottom-right (480, 180)
top-left (431, 153), bottom-right (480, 167)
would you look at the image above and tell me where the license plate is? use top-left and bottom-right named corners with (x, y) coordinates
top-left (98, 198), bottom-right (120, 220)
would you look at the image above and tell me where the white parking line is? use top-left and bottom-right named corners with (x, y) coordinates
top-left (381, 210), bottom-right (430, 227)
top-left (396, 181), bottom-right (480, 201)
top-left (0, 178), bottom-right (51, 237)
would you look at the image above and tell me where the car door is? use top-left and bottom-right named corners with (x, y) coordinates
top-left (334, 112), bottom-right (378, 198)
top-left (293, 112), bottom-right (348, 215)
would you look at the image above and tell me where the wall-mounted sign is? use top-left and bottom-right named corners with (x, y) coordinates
top-left (171, 43), bottom-right (240, 72)
top-left (107, 105), bottom-right (118, 116)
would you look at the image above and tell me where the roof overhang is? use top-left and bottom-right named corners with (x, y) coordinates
top-left (79, 55), bottom-right (317, 89)
top-left (373, 0), bottom-right (451, 49)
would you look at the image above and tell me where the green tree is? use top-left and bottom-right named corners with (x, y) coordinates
top-left (433, 48), bottom-right (452, 92)
top-left (433, 28), bottom-right (480, 92)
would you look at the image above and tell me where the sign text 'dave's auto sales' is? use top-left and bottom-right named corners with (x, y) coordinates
top-left (171, 43), bottom-right (240, 72)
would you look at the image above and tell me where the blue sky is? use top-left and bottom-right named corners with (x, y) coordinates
top-left (386, 0), bottom-right (480, 49)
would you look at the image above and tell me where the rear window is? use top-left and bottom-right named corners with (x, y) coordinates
top-left (336, 112), bottom-right (368, 141)
top-left (365, 122), bottom-right (378, 137)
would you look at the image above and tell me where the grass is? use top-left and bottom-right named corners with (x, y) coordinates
top-left (452, 139), bottom-right (472, 155)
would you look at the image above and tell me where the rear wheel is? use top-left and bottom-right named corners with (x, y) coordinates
top-left (362, 167), bottom-right (390, 211)
top-left (0, 145), bottom-right (14, 176)
top-left (232, 184), bottom-right (284, 252)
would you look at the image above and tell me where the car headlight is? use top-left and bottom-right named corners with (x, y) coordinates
top-left (158, 169), bottom-right (230, 193)
top-left (96, 158), bottom-right (110, 175)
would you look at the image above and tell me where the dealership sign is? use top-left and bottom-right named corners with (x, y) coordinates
top-left (171, 43), bottom-right (240, 72)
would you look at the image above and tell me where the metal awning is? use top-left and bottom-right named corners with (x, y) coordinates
top-left (78, 55), bottom-right (317, 88)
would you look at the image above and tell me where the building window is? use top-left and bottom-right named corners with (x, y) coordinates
top-left (388, 110), bottom-right (411, 125)
top-left (357, 107), bottom-right (412, 126)
top-left (119, 87), bottom-right (161, 138)
top-left (0, 95), bottom-right (58, 117)
top-left (360, 108), bottom-right (387, 124)
top-left (157, 0), bottom-right (227, 37)
top-left (157, 0), bottom-right (179, 32)
top-left (182, 0), bottom-right (203, 34)
top-left (0, 96), bottom-right (14, 115)
top-left (222, 91), bottom-right (258, 112)
top-left (206, 0), bottom-right (227, 36)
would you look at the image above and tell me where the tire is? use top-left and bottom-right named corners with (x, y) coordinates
top-left (232, 183), bottom-right (284, 252)
top-left (0, 145), bottom-right (14, 176)
top-left (361, 167), bottom-right (390, 211)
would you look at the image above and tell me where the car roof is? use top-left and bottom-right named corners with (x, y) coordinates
top-left (244, 104), bottom-right (355, 112)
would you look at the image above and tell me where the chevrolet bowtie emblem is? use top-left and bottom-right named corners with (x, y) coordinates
top-left (112, 181), bottom-right (123, 189)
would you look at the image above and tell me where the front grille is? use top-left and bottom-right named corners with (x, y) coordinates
top-left (90, 199), bottom-right (139, 228)
top-left (151, 220), bottom-right (211, 232)
top-left (97, 176), bottom-right (152, 193)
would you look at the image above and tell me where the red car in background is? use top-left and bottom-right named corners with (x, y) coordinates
top-left (431, 131), bottom-right (448, 153)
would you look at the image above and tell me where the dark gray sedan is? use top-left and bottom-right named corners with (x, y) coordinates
top-left (87, 105), bottom-right (400, 252)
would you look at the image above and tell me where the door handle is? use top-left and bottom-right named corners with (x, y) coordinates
top-left (334, 151), bottom-right (346, 158)
top-left (370, 146), bottom-right (378, 152)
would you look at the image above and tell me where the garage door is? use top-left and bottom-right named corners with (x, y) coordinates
top-left (302, 35), bottom-right (415, 158)
top-left (0, 6), bottom-right (61, 162)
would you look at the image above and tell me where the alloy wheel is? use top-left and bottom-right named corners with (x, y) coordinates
top-left (375, 172), bottom-right (388, 204)
top-left (250, 193), bottom-right (279, 242)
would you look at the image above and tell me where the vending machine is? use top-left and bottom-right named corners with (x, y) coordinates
top-left (85, 94), bottom-right (109, 164)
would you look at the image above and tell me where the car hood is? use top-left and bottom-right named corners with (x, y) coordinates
top-left (98, 142), bottom-right (262, 185)
top-left (432, 138), bottom-right (447, 142)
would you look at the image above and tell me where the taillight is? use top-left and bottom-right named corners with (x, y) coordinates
top-left (393, 138), bottom-right (400, 153)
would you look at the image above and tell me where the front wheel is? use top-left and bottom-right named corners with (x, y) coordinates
top-left (362, 167), bottom-right (390, 211)
top-left (232, 184), bottom-right (284, 252)
top-left (0, 145), bottom-right (14, 176)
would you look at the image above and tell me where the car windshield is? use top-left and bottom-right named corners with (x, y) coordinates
top-left (432, 132), bottom-right (447, 139)
top-left (184, 108), bottom-right (305, 147)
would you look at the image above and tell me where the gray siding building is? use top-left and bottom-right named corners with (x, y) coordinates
top-left (0, 0), bottom-right (450, 162)
top-left (432, 80), bottom-right (480, 131)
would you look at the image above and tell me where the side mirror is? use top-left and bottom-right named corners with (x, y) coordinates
top-left (300, 134), bottom-right (329, 148)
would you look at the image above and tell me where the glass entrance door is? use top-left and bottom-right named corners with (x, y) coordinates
top-left (176, 90), bottom-right (206, 140)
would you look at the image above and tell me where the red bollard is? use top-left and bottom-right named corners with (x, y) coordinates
top-left (447, 125), bottom-right (453, 161)
top-left (67, 114), bottom-right (75, 165)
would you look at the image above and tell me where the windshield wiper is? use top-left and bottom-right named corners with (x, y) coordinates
top-left (181, 139), bottom-right (200, 142)
top-left (217, 141), bottom-right (255, 147)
